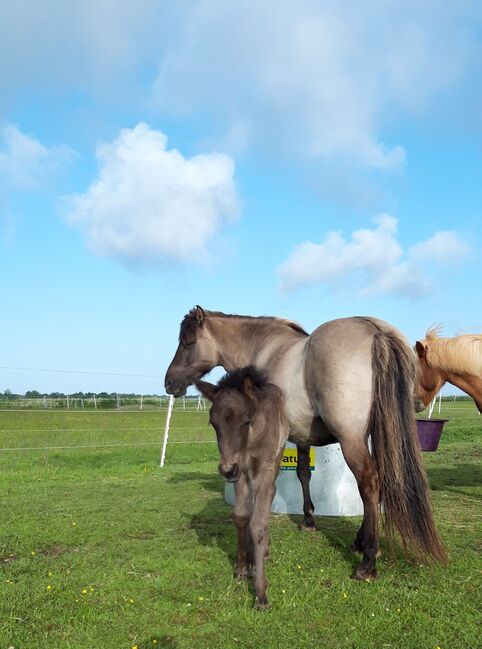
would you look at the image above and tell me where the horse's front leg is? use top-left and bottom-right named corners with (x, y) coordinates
top-left (250, 477), bottom-right (276, 610)
top-left (233, 474), bottom-right (253, 579)
top-left (296, 445), bottom-right (316, 530)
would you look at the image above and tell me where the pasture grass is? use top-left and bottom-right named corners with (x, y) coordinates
top-left (0, 402), bottom-right (480, 649)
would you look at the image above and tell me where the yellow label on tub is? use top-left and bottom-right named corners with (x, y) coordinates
top-left (280, 447), bottom-right (315, 471)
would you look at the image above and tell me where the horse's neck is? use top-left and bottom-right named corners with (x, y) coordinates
top-left (208, 317), bottom-right (302, 372)
top-left (443, 371), bottom-right (482, 412)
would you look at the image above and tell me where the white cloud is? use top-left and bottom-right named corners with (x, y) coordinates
top-left (278, 215), bottom-right (471, 298)
top-left (154, 0), bottom-right (480, 169)
top-left (63, 123), bottom-right (240, 266)
top-left (0, 124), bottom-right (72, 189)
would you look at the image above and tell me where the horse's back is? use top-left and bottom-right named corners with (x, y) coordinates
top-left (304, 316), bottom-right (412, 441)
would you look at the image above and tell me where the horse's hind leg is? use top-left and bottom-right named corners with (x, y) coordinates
top-left (351, 521), bottom-right (364, 554)
top-left (340, 440), bottom-right (380, 580)
top-left (296, 445), bottom-right (316, 531)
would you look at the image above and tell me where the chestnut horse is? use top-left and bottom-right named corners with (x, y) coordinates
top-left (165, 307), bottom-right (446, 578)
top-left (196, 367), bottom-right (289, 609)
top-left (415, 328), bottom-right (482, 413)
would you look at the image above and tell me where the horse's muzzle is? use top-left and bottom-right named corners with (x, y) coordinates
top-left (164, 377), bottom-right (187, 397)
top-left (414, 398), bottom-right (426, 413)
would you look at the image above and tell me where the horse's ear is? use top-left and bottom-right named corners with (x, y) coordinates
top-left (241, 373), bottom-right (256, 398)
top-left (415, 341), bottom-right (427, 358)
top-left (195, 379), bottom-right (218, 402)
top-left (195, 306), bottom-right (205, 326)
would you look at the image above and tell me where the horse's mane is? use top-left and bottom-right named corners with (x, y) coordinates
top-left (217, 366), bottom-right (269, 391)
top-left (423, 328), bottom-right (482, 375)
top-left (180, 307), bottom-right (309, 339)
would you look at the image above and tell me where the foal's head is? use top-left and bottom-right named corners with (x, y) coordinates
top-left (195, 367), bottom-right (266, 482)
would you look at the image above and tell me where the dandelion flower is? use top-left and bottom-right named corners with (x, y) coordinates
top-left (198, 596), bottom-right (204, 601)
top-left (31, 551), bottom-right (36, 556)
top-left (81, 588), bottom-right (88, 594)
top-left (297, 564), bottom-right (302, 570)
top-left (47, 585), bottom-right (52, 591)
top-left (343, 592), bottom-right (348, 599)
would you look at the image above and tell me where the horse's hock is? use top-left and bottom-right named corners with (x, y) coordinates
top-left (225, 442), bottom-right (363, 516)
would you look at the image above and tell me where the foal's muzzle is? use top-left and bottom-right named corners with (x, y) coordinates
top-left (219, 462), bottom-right (240, 483)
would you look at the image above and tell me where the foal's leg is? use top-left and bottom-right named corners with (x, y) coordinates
top-left (340, 440), bottom-right (380, 580)
top-left (250, 477), bottom-right (276, 610)
top-left (296, 445), bottom-right (316, 531)
top-left (233, 474), bottom-right (253, 579)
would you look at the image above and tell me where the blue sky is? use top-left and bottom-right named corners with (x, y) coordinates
top-left (1, 0), bottom-right (481, 395)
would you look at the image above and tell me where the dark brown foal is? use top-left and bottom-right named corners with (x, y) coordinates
top-left (196, 367), bottom-right (289, 609)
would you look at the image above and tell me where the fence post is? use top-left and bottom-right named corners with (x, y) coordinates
top-left (160, 395), bottom-right (175, 468)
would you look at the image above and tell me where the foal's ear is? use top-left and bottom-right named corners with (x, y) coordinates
top-left (415, 341), bottom-right (427, 358)
top-left (195, 379), bottom-right (218, 402)
top-left (195, 305), bottom-right (205, 326)
top-left (241, 373), bottom-right (256, 398)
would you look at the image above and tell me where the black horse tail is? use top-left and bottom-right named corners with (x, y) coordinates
top-left (367, 331), bottom-right (447, 564)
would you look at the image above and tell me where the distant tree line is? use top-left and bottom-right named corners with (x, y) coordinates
top-left (1, 389), bottom-right (163, 399)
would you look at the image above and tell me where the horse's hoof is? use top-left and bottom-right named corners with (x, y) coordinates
top-left (254, 599), bottom-right (269, 611)
top-left (353, 568), bottom-right (378, 581)
top-left (299, 521), bottom-right (317, 532)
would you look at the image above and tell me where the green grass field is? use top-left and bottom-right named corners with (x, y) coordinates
top-left (0, 401), bottom-right (480, 649)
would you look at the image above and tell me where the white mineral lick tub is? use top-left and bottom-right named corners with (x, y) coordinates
top-left (225, 441), bottom-right (363, 516)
